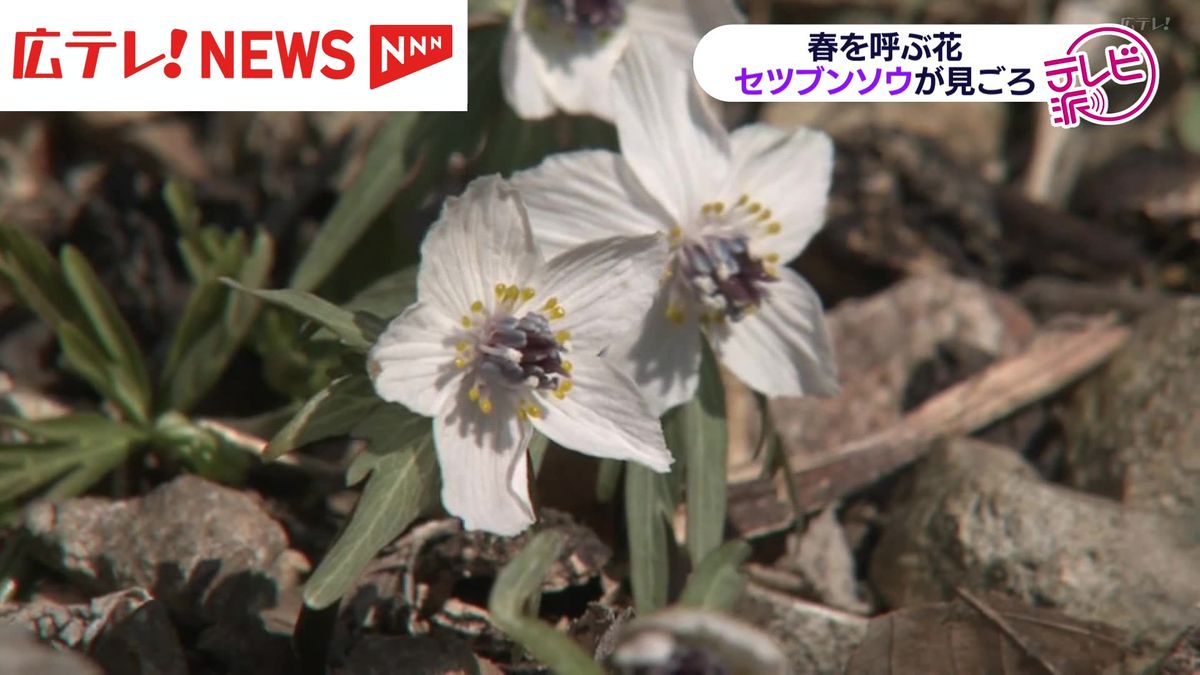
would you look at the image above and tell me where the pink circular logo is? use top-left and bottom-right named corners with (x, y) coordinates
top-left (1044, 25), bottom-right (1158, 128)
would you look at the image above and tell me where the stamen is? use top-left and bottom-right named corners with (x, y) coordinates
top-left (758, 209), bottom-right (772, 221)
top-left (765, 222), bottom-right (781, 235)
top-left (525, 403), bottom-right (542, 419)
top-left (471, 300), bottom-right (484, 313)
top-left (494, 283), bottom-right (508, 298)
top-left (669, 226), bottom-right (682, 241)
top-left (748, 202), bottom-right (762, 214)
top-left (479, 398), bottom-right (493, 415)
top-left (764, 253), bottom-right (780, 263)
top-left (549, 306), bottom-right (566, 320)
top-left (736, 194), bottom-right (749, 207)
top-left (456, 340), bottom-right (470, 352)
top-left (555, 330), bottom-right (571, 344)
top-left (468, 385), bottom-right (481, 401)
top-left (543, 297), bottom-right (558, 311)
top-left (712, 201), bottom-right (725, 215)
top-left (454, 356), bottom-right (468, 368)
top-left (666, 305), bottom-right (686, 325)
top-left (503, 285), bottom-right (520, 302)
top-left (521, 287), bottom-right (536, 301)
top-left (460, 316), bottom-right (472, 328)
top-left (561, 360), bottom-right (573, 373)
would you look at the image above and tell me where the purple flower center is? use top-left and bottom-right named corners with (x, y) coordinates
top-left (678, 236), bottom-right (776, 322)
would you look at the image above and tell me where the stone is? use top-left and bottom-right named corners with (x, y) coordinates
top-left (769, 275), bottom-right (1035, 462)
top-left (1064, 297), bottom-right (1200, 519)
top-left (733, 583), bottom-right (868, 675)
top-left (869, 438), bottom-right (1200, 647)
top-left (23, 474), bottom-right (308, 625)
top-left (1, 587), bottom-right (187, 675)
top-left (0, 625), bottom-right (103, 675)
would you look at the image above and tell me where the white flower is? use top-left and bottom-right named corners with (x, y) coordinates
top-left (367, 176), bottom-right (672, 536)
top-left (502, 0), bottom-right (743, 120)
top-left (511, 38), bottom-right (839, 414)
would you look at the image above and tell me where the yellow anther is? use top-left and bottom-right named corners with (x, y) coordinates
top-left (517, 407), bottom-right (528, 421)
top-left (764, 265), bottom-right (779, 279)
top-left (495, 283), bottom-right (508, 298)
top-left (470, 300), bottom-right (484, 313)
top-left (561, 360), bottom-right (573, 373)
top-left (468, 385), bottom-right (481, 402)
top-left (554, 380), bottom-right (574, 400)
top-left (455, 340), bottom-right (469, 352)
top-left (521, 287), bottom-right (536, 301)
top-left (700, 203), bottom-right (712, 215)
top-left (758, 209), bottom-right (772, 221)
top-left (764, 253), bottom-right (780, 263)
top-left (555, 330), bottom-right (571, 344)
top-left (736, 194), bottom-right (749, 206)
top-left (461, 316), bottom-right (472, 328)
top-left (454, 356), bottom-right (468, 369)
top-left (479, 398), bottom-right (493, 415)
top-left (669, 226), bottom-right (683, 240)
top-left (503, 285), bottom-right (520, 302)
top-left (549, 306), bottom-right (566, 320)
top-left (712, 201), bottom-right (725, 214)
top-left (748, 202), bottom-right (762, 214)
top-left (766, 222), bottom-right (782, 235)
top-left (666, 305), bottom-right (686, 325)
top-left (542, 297), bottom-right (558, 311)
top-left (525, 403), bottom-right (542, 419)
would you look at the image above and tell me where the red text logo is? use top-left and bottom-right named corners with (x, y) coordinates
top-left (369, 24), bottom-right (451, 90)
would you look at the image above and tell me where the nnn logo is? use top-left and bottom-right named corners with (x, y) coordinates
top-left (369, 25), bottom-right (452, 89)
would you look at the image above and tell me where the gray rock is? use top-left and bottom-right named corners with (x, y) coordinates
top-left (1, 587), bottom-right (186, 675)
top-left (22, 474), bottom-right (309, 624)
top-left (769, 275), bottom-right (1035, 462)
top-left (1064, 297), bottom-right (1200, 519)
top-left (733, 582), bottom-right (868, 675)
top-left (870, 438), bottom-right (1200, 646)
top-left (0, 625), bottom-right (103, 675)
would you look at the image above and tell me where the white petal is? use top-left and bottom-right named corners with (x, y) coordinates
top-left (531, 353), bottom-right (671, 472)
top-left (434, 389), bottom-right (535, 536)
top-left (511, 149), bottom-right (672, 259)
top-left (501, 29), bottom-right (557, 120)
top-left (629, 0), bottom-right (745, 49)
top-left (707, 268), bottom-right (838, 398)
top-left (616, 286), bottom-right (702, 415)
top-left (730, 124), bottom-right (834, 263)
top-left (530, 234), bottom-right (667, 353)
top-left (417, 176), bottom-right (542, 316)
top-left (612, 35), bottom-right (730, 222)
top-left (368, 303), bottom-right (461, 417)
top-left (535, 31), bottom-right (629, 121)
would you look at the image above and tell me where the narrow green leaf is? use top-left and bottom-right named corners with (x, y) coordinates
top-left (0, 226), bottom-right (79, 328)
top-left (595, 458), bottom-right (622, 503)
top-left (266, 375), bottom-right (380, 461)
top-left (163, 179), bottom-right (201, 235)
top-left (162, 231), bottom-right (274, 412)
top-left (625, 463), bottom-right (671, 613)
top-left (343, 405), bottom-right (428, 486)
top-left (60, 247), bottom-right (150, 406)
top-left (0, 413), bottom-right (141, 444)
top-left (222, 281), bottom-right (377, 351)
top-left (303, 410), bottom-right (437, 609)
top-left (289, 112), bottom-right (419, 293)
top-left (488, 531), bottom-right (605, 675)
top-left (342, 266), bottom-right (418, 321)
top-left (677, 540), bottom-right (751, 611)
top-left (681, 346), bottom-right (728, 566)
top-left (527, 431), bottom-right (549, 476)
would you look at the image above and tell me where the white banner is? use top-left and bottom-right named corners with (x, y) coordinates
top-left (694, 24), bottom-right (1159, 128)
top-left (0, 0), bottom-right (467, 111)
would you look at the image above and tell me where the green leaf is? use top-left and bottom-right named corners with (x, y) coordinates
top-left (223, 281), bottom-right (378, 352)
top-left (595, 458), bottom-right (622, 503)
top-left (162, 230), bottom-right (274, 412)
top-left (265, 375), bottom-right (381, 461)
top-left (343, 266), bottom-right (418, 321)
top-left (0, 225), bottom-right (79, 328)
top-left (59, 247), bottom-right (150, 409)
top-left (289, 112), bottom-right (419, 293)
top-left (677, 345), bottom-right (728, 566)
top-left (163, 179), bottom-right (201, 236)
top-left (303, 407), bottom-right (437, 609)
top-left (0, 416), bottom-right (138, 503)
top-left (488, 531), bottom-right (605, 675)
top-left (527, 431), bottom-right (549, 476)
top-left (625, 463), bottom-right (672, 613)
top-left (677, 540), bottom-right (751, 612)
